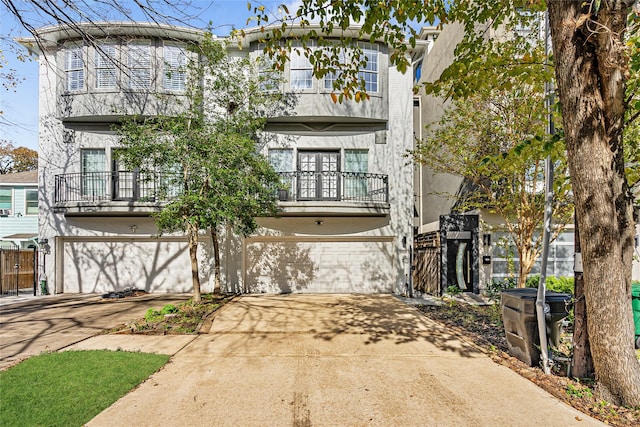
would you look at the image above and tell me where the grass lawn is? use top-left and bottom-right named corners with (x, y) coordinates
top-left (0, 350), bottom-right (169, 427)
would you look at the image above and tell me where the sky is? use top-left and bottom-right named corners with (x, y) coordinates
top-left (0, 0), bottom-right (295, 151)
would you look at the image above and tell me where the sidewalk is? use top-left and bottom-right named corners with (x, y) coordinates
top-left (0, 292), bottom-right (191, 370)
top-left (82, 294), bottom-right (603, 427)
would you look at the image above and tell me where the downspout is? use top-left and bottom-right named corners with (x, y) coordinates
top-left (536, 11), bottom-right (554, 375)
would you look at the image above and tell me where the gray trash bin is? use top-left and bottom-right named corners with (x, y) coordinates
top-left (501, 288), bottom-right (572, 366)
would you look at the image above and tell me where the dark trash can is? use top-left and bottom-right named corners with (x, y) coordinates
top-left (632, 284), bottom-right (640, 349)
top-left (501, 288), bottom-right (572, 366)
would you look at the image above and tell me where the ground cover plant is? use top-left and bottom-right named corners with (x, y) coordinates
top-left (417, 301), bottom-right (640, 426)
top-left (107, 293), bottom-right (235, 334)
top-left (0, 350), bottom-right (169, 427)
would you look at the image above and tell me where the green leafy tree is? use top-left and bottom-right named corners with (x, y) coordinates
top-left (117, 33), bottom-right (283, 302)
top-left (413, 62), bottom-right (573, 288)
top-left (251, 0), bottom-right (640, 407)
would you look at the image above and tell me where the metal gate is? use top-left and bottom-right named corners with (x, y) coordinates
top-left (413, 232), bottom-right (441, 296)
top-left (0, 246), bottom-right (37, 295)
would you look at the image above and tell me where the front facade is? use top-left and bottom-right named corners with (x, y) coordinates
top-left (0, 170), bottom-right (38, 249)
top-left (21, 22), bottom-right (424, 295)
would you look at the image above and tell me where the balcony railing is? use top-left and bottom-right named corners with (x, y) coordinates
top-left (54, 172), bottom-right (183, 204)
top-left (276, 171), bottom-right (388, 203)
top-left (54, 171), bottom-right (389, 205)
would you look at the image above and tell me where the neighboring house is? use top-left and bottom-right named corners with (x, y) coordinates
top-left (19, 22), bottom-right (426, 295)
top-left (0, 170), bottom-right (38, 249)
top-left (412, 20), bottom-right (576, 295)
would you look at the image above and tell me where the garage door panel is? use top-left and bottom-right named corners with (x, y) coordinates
top-left (63, 240), bottom-right (193, 293)
top-left (246, 241), bottom-right (395, 293)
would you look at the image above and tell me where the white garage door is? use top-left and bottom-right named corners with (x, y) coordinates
top-left (62, 239), bottom-right (193, 293)
top-left (245, 239), bottom-right (396, 293)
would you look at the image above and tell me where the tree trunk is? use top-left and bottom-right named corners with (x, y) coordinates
top-left (188, 225), bottom-right (202, 303)
top-left (572, 214), bottom-right (595, 379)
top-left (210, 226), bottom-right (221, 294)
top-left (548, 0), bottom-right (640, 406)
top-left (517, 246), bottom-right (536, 288)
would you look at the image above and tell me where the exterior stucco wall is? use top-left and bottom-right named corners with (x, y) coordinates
top-left (35, 23), bottom-right (415, 295)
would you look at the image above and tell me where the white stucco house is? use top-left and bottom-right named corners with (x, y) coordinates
top-left (19, 22), bottom-right (426, 295)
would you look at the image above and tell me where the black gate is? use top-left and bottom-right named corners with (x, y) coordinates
top-left (0, 246), bottom-right (38, 296)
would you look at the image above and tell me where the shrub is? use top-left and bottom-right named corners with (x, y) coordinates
top-left (485, 277), bottom-right (517, 301)
top-left (526, 275), bottom-right (574, 294)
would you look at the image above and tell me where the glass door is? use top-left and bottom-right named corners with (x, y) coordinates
top-left (297, 151), bottom-right (339, 200)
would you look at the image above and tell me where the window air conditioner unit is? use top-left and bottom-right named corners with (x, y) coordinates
top-left (0, 209), bottom-right (10, 217)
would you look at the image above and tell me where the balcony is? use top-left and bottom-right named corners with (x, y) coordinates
top-left (275, 171), bottom-right (390, 216)
top-left (53, 171), bottom-right (390, 217)
top-left (54, 171), bottom-right (182, 215)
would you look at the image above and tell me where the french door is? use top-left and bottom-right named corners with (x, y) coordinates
top-left (297, 151), bottom-right (340, 200)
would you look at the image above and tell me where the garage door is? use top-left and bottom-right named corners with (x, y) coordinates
top-left (62, 239), bottom-right (193, 293)
top-left (245, 239), bottom-right (396, 293)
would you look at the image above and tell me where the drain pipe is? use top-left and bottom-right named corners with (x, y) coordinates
top-left (536, 11), bottom-right (554, 375)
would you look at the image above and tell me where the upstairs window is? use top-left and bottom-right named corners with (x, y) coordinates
top-left (258, 54), bottom-right (280, 92)
top-left (324, 49), bottom-right (347, 90)
top-left (290, 47), bottom-right (313, 90)
top-left (95, 44), bottom-right (117, 89)
top-left (358, 45), bottom-right (378, 93)
top-left (0, 187), bottom-right (12, 212)
top-left (65, 46), bottom-right (85, 91)
top-left (25, 189), bottom-right (38, 215)
top-left (163, 44), bottom-right (187, 91)
top-left (324, 44), bottom-right (379, 93)
top-left (127, 43), bottom-right (151, 89)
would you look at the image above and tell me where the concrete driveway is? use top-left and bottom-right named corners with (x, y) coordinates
top-left (84, 294), bottom-right (603, 427)
top-left (0, 293), bottom-right (191, 370)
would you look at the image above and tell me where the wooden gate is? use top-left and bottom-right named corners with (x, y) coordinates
top-left (0, 247), bottom-right (37, 295)
top-left (413, 232), bottom-right (441, 296)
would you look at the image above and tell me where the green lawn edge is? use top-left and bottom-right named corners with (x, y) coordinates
top-left (0, 350), bottom-right (170, 427)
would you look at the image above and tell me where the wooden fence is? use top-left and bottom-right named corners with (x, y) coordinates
top-left (0, 248), bottom-right (37, 295)
top-left (413, 232), bottom-right (441, 296)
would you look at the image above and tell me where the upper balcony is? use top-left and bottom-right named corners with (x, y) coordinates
top-left (275, 171), bottom-right (389, 216)
top-left (54, 171), bottom-right (181, 216)
top-left (53, 171), bottom-right (389, 216)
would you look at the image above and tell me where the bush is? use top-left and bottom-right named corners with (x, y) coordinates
top-left (526, 275), bottom-right (574, 294)
top-left (485, 277), bottom-right (517, 302)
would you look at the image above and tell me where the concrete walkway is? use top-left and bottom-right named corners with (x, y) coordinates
top-left (0, 292), bottom-right (192, 370)
top-left (78, 294), bottom-right (603, 427)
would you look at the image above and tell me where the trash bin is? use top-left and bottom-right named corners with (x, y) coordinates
top-left (632, 283), bottom-right (640, 349)
top-left (501, 288), bottom-right (572, 366)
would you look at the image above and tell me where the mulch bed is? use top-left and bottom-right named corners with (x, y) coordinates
top-left (417, 302), bottom-right (640, 426)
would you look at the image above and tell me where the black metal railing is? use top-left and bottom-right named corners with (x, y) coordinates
top-left (54, 171), bottom-right (389, 205)
top-left (276, 171), bottom-right (388, 203)
top-left (54, 172), bottom-right (183, 204)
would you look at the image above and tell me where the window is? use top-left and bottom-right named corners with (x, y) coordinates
top-left (127, 43), bottom-right (151, 89)
top-left (324, 49), bottom-right (347, 90)
top-left (95, 44), bottom-right (117, 89)
top-left (359, 45), bottom-right (378, 92)
top-left (25, 189), bottom-right (38, 215)
top-left (81, 149), bottom-right (106, 198)
top-left (323, 45), bottom-right (379, 93)
top-left (344, 149), bottom-right (368, 199)
top-left (258, 54), bottom-right (280, 92)
top-left (0, 187), bottom-right (12, 212)
top-left (491, 231), bottom-right (575, 279)
top-left (268, 149), bottom-right (293, 172)
top-left (65, 46), bottom-right (84, 91)
top-left (163, 45), bottom-right (187, 91)
top-left (290, 48), bottom-right (313, 90)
